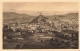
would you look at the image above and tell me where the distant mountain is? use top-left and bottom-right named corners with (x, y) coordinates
top-left (3, 12), bottom-right (36, 24)
top-left (3, 12), bottom-right (78, 25)
top-left (46, 13), bottom-right (78, 22)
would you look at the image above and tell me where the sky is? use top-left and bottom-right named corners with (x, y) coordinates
top-left (3, 2), bottom-right (78, 16)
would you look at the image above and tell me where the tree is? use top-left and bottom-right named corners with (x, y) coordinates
top-left (3, 25), bottom-right (14, 39)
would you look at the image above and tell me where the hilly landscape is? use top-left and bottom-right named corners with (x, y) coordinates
top-left (3, 12), bottom-right (78, 25)
top-left (3, 12), bottom-right (79, 49)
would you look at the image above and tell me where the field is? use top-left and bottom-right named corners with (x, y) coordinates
top-left (3, 30), bottom-right (78, 49)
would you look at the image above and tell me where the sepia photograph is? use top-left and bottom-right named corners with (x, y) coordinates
top-left (3, 2), bottom-right (79, 49)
